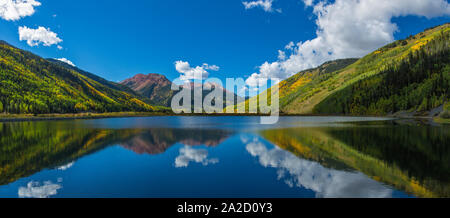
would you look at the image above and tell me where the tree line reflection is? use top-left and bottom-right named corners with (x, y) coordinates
top-left (1, 120), bottom-right (448, 198)
top-left (259, 125), bottom-right (450, 198)
top-left (0, 121), bottom-right (231, 186)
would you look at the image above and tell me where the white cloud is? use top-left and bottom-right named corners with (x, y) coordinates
top-left (243, 0), bottom-right (281, 13)
top-left (55, 58), bottom-right (76, 67)
top-left (285, 41), bottom-right (295, 50)
top-left (277, 50), bottom-right (286, 60)
top-left (175, 146), bottom-right (219, 168)
top-left (0, 0), bottom-right (41, 21)
top-left (19, 26), bottom-right (62, 47)
top-left (244, 137), bottom-right (393, 198)
top-left (175, 60), bottom-right (219, 81)
top-left (18, 181), bottom-right (62, 198)
top-left (246, 0), bottom-right (450, 86)
top-left (246, 61), bottom-right (283, 87)
top-left (302, 0), bottom-right (315, 7)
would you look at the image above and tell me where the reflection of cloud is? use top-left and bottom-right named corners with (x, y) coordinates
top-left (245, 137), bottom-right (393, 198)
top-left (175, 146), bottom-right (219, 168)
top-left (18, 181), bottom-right (62, 198)
top-left (57, 161), bottom-right (74, 171)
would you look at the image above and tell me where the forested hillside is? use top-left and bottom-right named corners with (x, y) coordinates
top-left (315, 30), bottom-right (449, 115)
top-left (228, 59), bottom-right (359, 113)
top-left (0, 41), bottom-right (155, 114)
top-left (48, 58), bottom-right (144, 97)
top-left (235, 23), bottom-right (449, 117)
top-left (278, 58), bottom-right (359, 111)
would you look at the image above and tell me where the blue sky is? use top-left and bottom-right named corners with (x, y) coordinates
top-left (0, 0), bottom-right (449, 85)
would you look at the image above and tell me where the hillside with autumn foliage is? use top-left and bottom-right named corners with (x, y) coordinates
top-left (315, 24), bottom-right (450, 116)
top-left (0, 41), bottom-right (156, 114)
top-left (232, 23), bottom-right (449, 118)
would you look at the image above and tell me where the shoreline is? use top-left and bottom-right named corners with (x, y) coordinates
top-left (0, 112), bottom-right (172, 123)
top-left (0, 112), bottom-right (448, 124)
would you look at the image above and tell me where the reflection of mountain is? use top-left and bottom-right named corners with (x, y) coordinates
top-left (120, 129), bottom-right (231, 155)
top-left (259, 126), bottom-right (450, 198)
top-left (0, 122), bottom-right (232, 185)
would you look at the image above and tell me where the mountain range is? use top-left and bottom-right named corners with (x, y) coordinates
top-left (0, 23), bottom-right (448, 118)
top-left (120, 73), bottom-right (245, 109)
top-left (120, 73), bottom-right (174, 107)
top-left (0, 41), bottom-right (242, 114)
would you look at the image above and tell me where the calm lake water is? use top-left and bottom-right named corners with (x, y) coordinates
top-left (0, 116), bottom-right (448, 198)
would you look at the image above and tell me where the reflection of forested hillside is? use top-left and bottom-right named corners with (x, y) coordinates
top-left (0, 122), bottom-right (232, 185)
top-left (0, 122), bottom-right (139, 185)
top-left (260, 126), bottom-right (450, 198)
top-left (120, 129), bottom-right (231, 154)
top-left (325, 126), bottom-right (450, 183)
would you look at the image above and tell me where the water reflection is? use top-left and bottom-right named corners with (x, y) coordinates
top-left (0, 121), bottom-right (231, 186)
top-left (120, 129), bottom-right (231, 155)
top-left (244, 137), bottom-right (393, 198)
top-left (18, 180), bottom-right (63, 198)
top-left (56, 162), bottom-right (75, 171)
top-left (0, 118), bottom-right (448, 198)
top-left (175, 146), bottom-right (219, 168)
top-left (0, 121), bottom-right (140, 186)
top-left (259, 125), bottom-right (450, 198)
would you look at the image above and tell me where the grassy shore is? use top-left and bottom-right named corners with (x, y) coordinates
top-left (0, 112), bottom-right (276, 122)
top-left (0, 112), bottom-right (172, 122)
top-left (434, 117), bottom-right (450, 124)
top-left (0, 112), bottom-right (448, 124)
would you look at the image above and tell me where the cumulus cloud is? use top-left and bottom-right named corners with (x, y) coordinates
top-left (0, 0), bottom-right (41, 21)
top-left (277, 50), bottom-right (286, 60)
top-left (302, 0), bottom-right (316, 7)
top-left (246, 61), bottom-right (284, 87)
top-left (55, 58), bottom-right (76, 67)
top-left (175, 146), bottom-right (219, 168)
top-left (175, 60), bottom-right (219, 81)
top-left (246, 0), bottom-right (450, 86)
top-left (243, 0), bottom-right (281, 13)
top-left (19, 26), bottom-right (62, 47)
top-left (245, 137), bottom-right (393, 198)
top-left (18, 181), bottom-right (62, 198)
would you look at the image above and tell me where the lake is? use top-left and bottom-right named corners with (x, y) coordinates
top-left (0, 116), bottom-right (448, 198)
